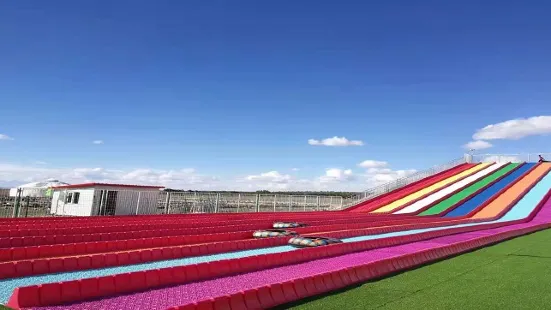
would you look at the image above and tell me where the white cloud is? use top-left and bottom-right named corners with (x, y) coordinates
top-left (365, 169), bottom-right (417, 186)
top-left (92, 140), bottom-right (104, 145)
top-left (245, 171), bottom-right (292, 184)
top-left (358, 158), bottom-right (417, 187)
top-left (366, 167), bottom-right (393, 174)
top-left (291, 168), bottom-right (299, 171)
top-left (240, 168), bottom-right (357, 191)
top-left (238, 171), bottom-right (299, 191)
top-left (0, 160), bottom-right (417, 192)
top-left (472, 116), bottom-right (551, 141)
top-left (358, 160), bottom-right (388, 169)
top-left (0, 163), bottom-right (218, 190)
top-left (357, 159), bottom-right (416, 186)
top-left (463, 140), bottom-right (493, 150)
top-left (319, 168), bottom-right (355, 183)
top-left (34, 161), bottom-right (48, 165)
top-left (308, 136), bottom-right (364, 147)
top-left (0, 134), bottom-right (14, 141)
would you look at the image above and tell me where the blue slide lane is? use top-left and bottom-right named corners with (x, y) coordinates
top-left (1, 166), bottom-right (549, 303)
top-left (444, 163), bottom-right (535, 217)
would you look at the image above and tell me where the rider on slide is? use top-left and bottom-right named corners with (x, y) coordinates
top-left (539, 155), bottom-right (548, 163)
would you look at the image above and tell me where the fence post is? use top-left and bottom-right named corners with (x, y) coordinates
top-left (135, 192), bottom-right (141, 215)
top-left (54, 191), bottom-right (60, 215)
top-left (237, 193), bottom-right (241, 212)
top-left (24, 196), bottom-right (30, 218)
top-left (165, 192), bottom-right (171, 214)
top-left (303, 195), bottom-right (307, 211)
top-left (288, 195), bottom-right (292, 211)
top-left (255, 194), bottom-right (260, 212)
top-left (215, 193), bottom-right (220, 213)
top-left (191, 192), bottom-right (199, 213)
top-left (12, 188), bottom-right (22, 218)
top-left (340, 197), bottom-right (343, 210)
top-left (329, 196), bottom-right (333, 210)
top-left (316, 196), bottom-right (320, 210)
top-left (273, 194), bottom-right (277, 212)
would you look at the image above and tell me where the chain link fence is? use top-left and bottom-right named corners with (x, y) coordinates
top-left (158, 192), bottom-right (343, 214)
top-left (0, 189), bottom-right (53, 218)
top-left (0, 189), bottom-right (344, 218)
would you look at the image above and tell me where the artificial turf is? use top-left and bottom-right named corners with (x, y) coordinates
top-left (281, 228), bottom-right (551, 310)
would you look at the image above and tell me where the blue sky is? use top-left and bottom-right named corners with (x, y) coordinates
top-left (1, 1), bottom-right (551, 190)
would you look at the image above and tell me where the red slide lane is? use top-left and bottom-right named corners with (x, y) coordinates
top-left (349, 163), bottom-right (475, 212)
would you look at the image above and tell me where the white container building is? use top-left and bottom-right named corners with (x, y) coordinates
top-left (50, 183), bottom-right (164, 216)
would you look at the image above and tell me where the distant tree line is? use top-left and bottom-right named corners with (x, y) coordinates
top-left (162, 188), bottom-right (359, 198)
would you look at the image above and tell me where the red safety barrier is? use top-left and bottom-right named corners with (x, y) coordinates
top-left (0, 214), bottom-right (447, 254)
top-left (0, 229), bottom-right (255, 249)
top-left (1, 212), bottom-right (400, 232)
top-left (0, 214), bottom-right (423, 238)
top-left (0, 213), bottom-right (415, 237)
top-left (0, 237), bottom-right (291, 279)
top-left (0, 215), bottom-right (477, 278)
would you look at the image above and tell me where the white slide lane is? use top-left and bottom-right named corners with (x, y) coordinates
top-left (394, 162), bottom-right (507, 214)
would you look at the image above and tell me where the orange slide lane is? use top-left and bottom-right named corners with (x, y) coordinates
top-left (472, 163), bottom-right (551, 219)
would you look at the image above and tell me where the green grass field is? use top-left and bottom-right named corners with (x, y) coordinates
top-left (281, 228), bottom-right (551, 310)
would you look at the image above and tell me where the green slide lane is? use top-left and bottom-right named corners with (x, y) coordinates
top-left (419, 163), bottom-right (520, 216)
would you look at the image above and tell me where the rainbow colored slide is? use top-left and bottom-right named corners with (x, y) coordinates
top-left (0, 162), bottom-right (550, 310)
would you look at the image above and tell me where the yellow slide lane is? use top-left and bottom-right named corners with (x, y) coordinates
top-left (371, 163), bottom-right (491, 213)
top-left (472, 163), bottom-right (551, 219)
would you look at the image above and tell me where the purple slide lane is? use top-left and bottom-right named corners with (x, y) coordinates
top-left (31, 196), bottom-right (551, 310)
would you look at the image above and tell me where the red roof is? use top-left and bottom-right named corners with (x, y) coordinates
top-left (51, 183), bottom-right (164, 190)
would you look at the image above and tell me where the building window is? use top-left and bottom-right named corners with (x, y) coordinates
top-left (73, 192), bottom-right (80, 204)
top-left (65, 193), bottom-right (73, 203)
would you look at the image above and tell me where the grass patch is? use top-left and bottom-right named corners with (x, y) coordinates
top-left (282, 229), bottom-right (551, 310)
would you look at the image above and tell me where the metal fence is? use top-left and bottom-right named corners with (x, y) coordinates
top-left (0, 189), bottom-right (344, 218)
top-left (1, 189), bottom-right (53, 218)
top-left (341, 156), bottom-right (468, 208)
top-left (472, 153), bottom-right (551, 163)
top-left (160, 192), bottom-right (343, 214)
